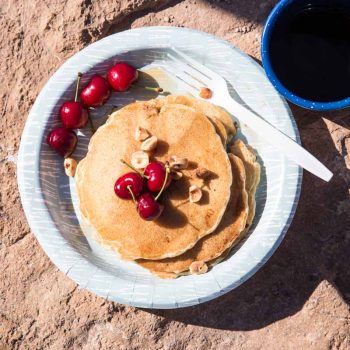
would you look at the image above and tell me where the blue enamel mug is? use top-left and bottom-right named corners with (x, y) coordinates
top-left (261, 0), bottom-right (350, 110)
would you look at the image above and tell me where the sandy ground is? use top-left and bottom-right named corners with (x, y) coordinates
top-left (1, 0), bottom-right (350, 349)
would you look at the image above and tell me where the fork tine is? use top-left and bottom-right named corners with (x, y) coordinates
top-left (171, 47), bottom-right (219, 80)
top-left (168, 62), bottom-right (203, 93)
top-left (167, 53), bottom-right (212, 86)
top-left (161, 65), bottom-right (199, 97)
top-left (166, 60), bottom-right (203, 90)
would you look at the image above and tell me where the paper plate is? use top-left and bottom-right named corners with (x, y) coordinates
top-left (17, 27), bottom-right (302, 309)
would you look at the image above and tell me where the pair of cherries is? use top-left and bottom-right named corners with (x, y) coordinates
top-left (115, 160), bottom-right (171, 221)
top-left (47, 63), bottom-right (138, 157)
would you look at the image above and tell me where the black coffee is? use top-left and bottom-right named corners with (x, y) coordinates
top-left (269, 8), bottom-right (350, 102)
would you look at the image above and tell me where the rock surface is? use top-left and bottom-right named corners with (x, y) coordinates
top-left (1, 0), bottom-right (350, 349)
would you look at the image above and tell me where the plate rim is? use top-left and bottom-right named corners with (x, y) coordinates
top-left (17, 26), bottom-right (302, 309)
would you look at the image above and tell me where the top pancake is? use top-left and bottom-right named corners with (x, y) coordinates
top-left (76, 99), bottom-right (232, 260)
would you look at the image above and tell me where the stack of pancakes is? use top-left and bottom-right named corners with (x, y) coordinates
top-left (76, 96), bottom-right (260, 278)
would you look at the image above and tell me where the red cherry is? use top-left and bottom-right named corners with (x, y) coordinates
top-left (80, 74), bottom-right (111, 107)
top-left (60, 101), bottom-right (88, 129)
top-left (107, 63), bottom-right (138, 92)
top-left (60, 73), bottom-right (89, 128)
top-left (144, 161), bottom-right (172, 192)
top-left (47, 127), bottom-right (77, 158)
top-left (137, 192), bottom-right (163, 221)
top-left (114, 172), bottom-right (144, 200)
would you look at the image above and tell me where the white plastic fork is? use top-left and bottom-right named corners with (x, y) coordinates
top-left (162, 47), bottom-right (333, 182)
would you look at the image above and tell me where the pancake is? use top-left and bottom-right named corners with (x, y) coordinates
top-left (174, 144), bottom-right (261, 278)
top-left (76, 100), bottom-right (232, 260)
top-left (153, 247), bottom-right (233, 279)
top-left (210, 117), bottom-right (228, 146)
top-left (156, 95), bottom-right (236, 141)
top-left (231, 139), bottom-right (261, 226)
top-left (137, 153), bottom-right (249, 275)
top-left (206, 141), bottom-right (261, 267)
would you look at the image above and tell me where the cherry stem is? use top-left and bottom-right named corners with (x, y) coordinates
top-left (120, 159), bottom-right (149, 179)
top-left (155, 165), bottom-right (170, 201)
top-left (143, 86), bottom-right (163, 93)
top-left (75, 72), bottom-right (82, 102)
top-left (132, 84), bottom-right (163, 93)
top-left (127, 185), bottom-right (136, 204)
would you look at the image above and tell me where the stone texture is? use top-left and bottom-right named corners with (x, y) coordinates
top-left (1, 0), bottom-right (350, 349)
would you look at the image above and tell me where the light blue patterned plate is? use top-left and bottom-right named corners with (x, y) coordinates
top-left (17, 27), bottom-right (302, 309)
